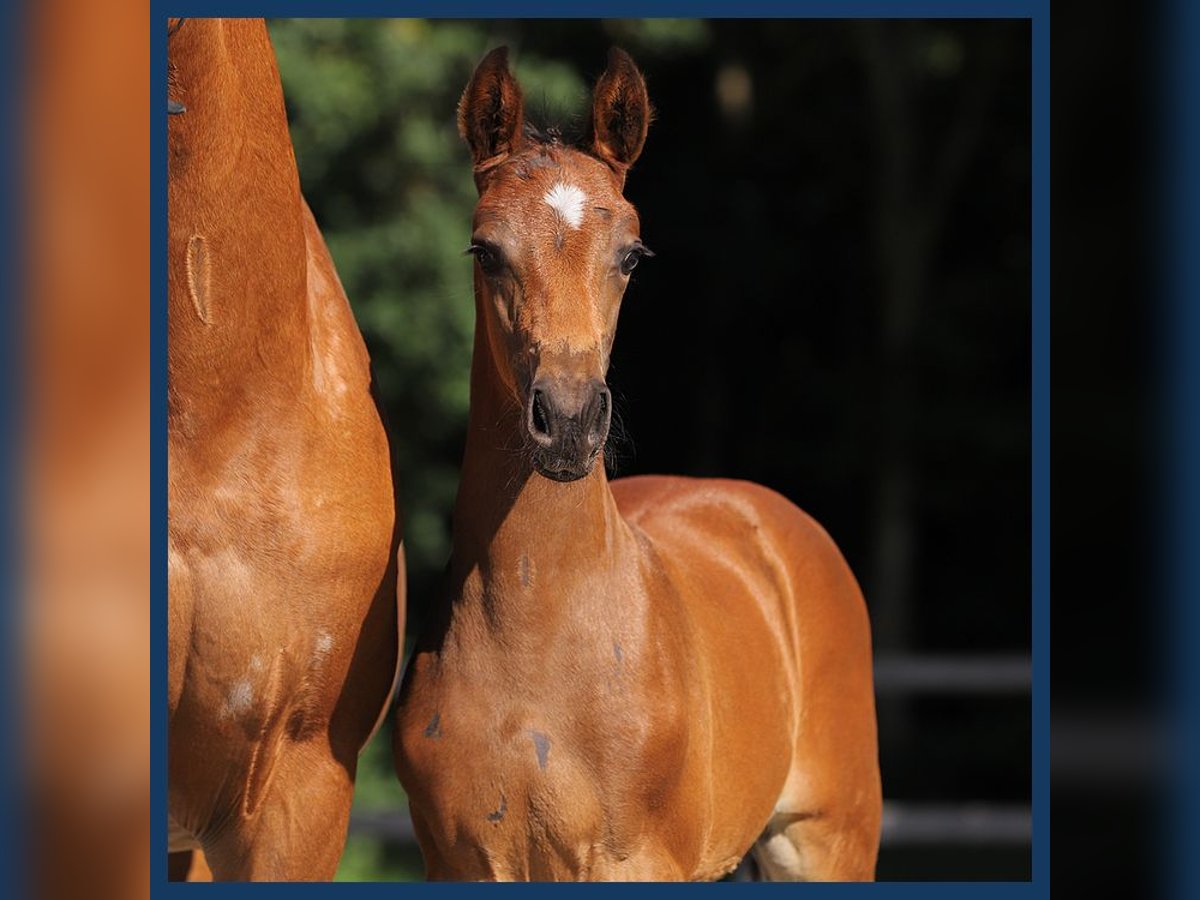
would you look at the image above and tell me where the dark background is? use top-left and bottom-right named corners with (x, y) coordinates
top-left (272, 18), bottom-right (1033, 881)
top-left (1051, 0), bottom-right (1163, 895)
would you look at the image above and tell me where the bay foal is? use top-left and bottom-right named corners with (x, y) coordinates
top-left (168, 19), bottom-right (403, 880)
top-left (394, 47), bottom-right (880, 881)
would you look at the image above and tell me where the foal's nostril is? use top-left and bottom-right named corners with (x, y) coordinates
top-left (588, 386), bottom-right (613, 446)
top-left (530, 389), bottom-right (551, 438)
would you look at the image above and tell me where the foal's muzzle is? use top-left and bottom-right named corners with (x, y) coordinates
top-left (526, 377), bottom-right (612, 482)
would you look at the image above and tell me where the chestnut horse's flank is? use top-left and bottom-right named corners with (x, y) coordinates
top-left (167, 19), bottom-right (403, 880)
top-left (394, 47), bottom-right (881, 881)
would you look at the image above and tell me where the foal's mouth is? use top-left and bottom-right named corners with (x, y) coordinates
top-left (521, 378), bottom-right (611, 483)
top-left (532, 447), bottom-right (603, 483)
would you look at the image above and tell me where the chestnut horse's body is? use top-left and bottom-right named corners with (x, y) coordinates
top-left (394, 48), bottom-right (880, 881)
top-left (167, 19), bottom-right (402, 880)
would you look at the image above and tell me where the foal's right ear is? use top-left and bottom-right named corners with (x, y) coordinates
top-left (458, 47), bottom-right (526, 175)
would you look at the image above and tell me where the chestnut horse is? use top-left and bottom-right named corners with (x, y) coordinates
top-left (167, 19), bottom-right (403, 880)
top-left (393, 47), bottom-right (881, 881)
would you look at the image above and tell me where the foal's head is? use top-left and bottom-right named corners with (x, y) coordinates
top-left (460, 47), bottom-right (652, 483)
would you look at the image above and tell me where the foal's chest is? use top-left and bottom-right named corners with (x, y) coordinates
top-left (398, 643), bottom-right (681, 880)
top-left (401, 687), bottom-right (606, 878)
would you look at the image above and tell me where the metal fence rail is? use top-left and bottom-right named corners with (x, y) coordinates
top-left (873, 654), bottom-right (1031, 695)
top-left (879, 803), bottom-right (1031, 846)
top-left (872, 653), bottom-right (1032, 846)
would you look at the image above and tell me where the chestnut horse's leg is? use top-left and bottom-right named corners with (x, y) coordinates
top-left (167, 849), bottom-right (211, 882)
top-left (750, 807), bottom-right (879, 882)
top-left (166, 852), bottom-right (190, 881)
top-left (201, 744), bottom-right (355, 881)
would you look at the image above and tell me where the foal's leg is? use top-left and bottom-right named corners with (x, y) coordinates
top-left (590, 843), bottom-right (689, 881)
top-left (751, 808), bottom-right (879, 882)
top-left (202, 741), bottom-right (356, 881)
top-left (168, 849), bottom-right (212, 881)
top-left (167, 852), bottom-right (191, 881)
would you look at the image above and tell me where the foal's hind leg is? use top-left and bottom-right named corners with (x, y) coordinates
top-left (751, 808), bottom-right (879, 882)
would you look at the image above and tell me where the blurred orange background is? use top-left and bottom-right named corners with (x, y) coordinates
top-left (24, 2), bottom-right (149, 898)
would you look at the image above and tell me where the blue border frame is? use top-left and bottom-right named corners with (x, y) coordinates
top-left (3, 0), bottom-right (26, 897)
top-left (151, 2), bottom-right (1049, 893)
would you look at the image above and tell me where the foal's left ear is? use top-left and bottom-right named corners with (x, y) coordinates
top-left (590, 48), bottom-right (651, 177)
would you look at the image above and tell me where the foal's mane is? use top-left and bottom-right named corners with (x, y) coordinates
top-left (522, 120), bottom-right (574, 148)
top-left (520, 103), bottom-right (590, 154)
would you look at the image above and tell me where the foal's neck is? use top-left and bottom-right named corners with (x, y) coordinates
top-left (451, 336), bottom-right (630, 626)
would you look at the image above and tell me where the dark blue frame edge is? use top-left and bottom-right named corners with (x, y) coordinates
top-left (150, 2), bottom-right (1050, 895)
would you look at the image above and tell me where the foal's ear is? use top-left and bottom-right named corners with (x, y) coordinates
top-left (458, 47), bottom-right (526, 172)
top-left (590, 48), bottom-right (651, 176)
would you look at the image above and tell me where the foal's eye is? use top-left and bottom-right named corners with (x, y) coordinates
top-left (467, 242), bottom-right (504, 276)
top-left (619, 242), bottom-right (654, 277)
